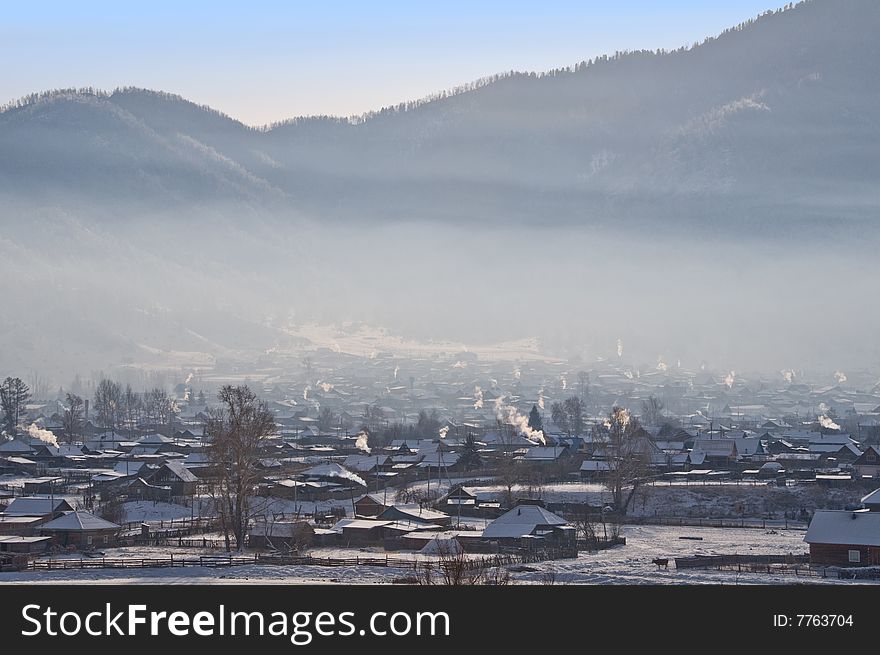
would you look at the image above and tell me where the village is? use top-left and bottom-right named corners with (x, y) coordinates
top-left (2, 345), bottom-right (880, 584)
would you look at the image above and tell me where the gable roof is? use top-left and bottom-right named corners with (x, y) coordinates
top-left (482, 504), bottom-right (568, 539)
top-left (4, 497), bottom-right (73, 516)
top-left (854, 446), bottom-right (880, 466)
top-left (860, 488), bottom-right (880, 506)
top-left (155, 461), bottom-right (198, 482)
top-left (378, 505), bottom-right (449, 524)
top-left (521, 446), bottom-right (568, 461)
top-left (343, 454), bottom-right (390, 472)
top-left (302, 463), bottom-right (366, 486)
top-left (0, 439), bottom-right (35, 453)
top-left (355, 493), bottom-right (388, 507)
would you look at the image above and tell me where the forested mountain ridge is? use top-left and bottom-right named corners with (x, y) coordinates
top-left (2, 0), bottom-right (879, 231)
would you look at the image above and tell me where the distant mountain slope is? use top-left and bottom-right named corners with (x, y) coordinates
top-left (1, 0), bottom-right (879, 230)
top-left (2, 0), bottom-right (880, 380)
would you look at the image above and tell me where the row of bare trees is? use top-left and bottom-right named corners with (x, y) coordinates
top-left (92, 379), bottom-right (178, 430)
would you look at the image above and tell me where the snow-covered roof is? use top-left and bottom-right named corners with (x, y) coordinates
top-left (521, 446), bottom-right (567, 461)
top-left (379, 505), bottom-right (449, 523)
top-left (4, 497), bottom-right (72, 516)
top-left (416, 452), bottom-right (460, 467)
top-left (112, 461), bottom-right (147, 476)
top-left (332, 518), bottom-right (392, 531)
top-left (0, 439), bottom-right (34, 453)
top-left (805, 510), bottom-right (880, 546)
top-left (860, 488), bottom-right (880, 506)
top-left (136, 434), bottom-right (175, 445)
top-left (302, 463), bottom-right (366, 486)
top-left (157, 461), bottom-right (198, 482)
top-left (38, 511), bottom-right (121, 532)
top-left (482, 504), bottom-right (568, 539)
top-left (420, 536), bottom-right (463, 555)
top-left (343, 454), bottom-right (389, 472)
top-left (580, 460), bottom-right (611, 471)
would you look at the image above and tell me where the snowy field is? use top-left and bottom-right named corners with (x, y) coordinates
top-left (3, 524), bottom-right (871, 586)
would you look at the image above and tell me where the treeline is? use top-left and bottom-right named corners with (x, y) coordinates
top-left (2, 3), bottom-right (804, 125)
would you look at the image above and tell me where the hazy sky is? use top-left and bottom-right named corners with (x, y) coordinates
top-left (4, 1), bottom-right (780, 125)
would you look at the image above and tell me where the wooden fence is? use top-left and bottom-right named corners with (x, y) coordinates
top-left (674, 553), bottom-right (810, 569)
top-left (673, 553), bottom-right (880, 580)
top-left (622, 516), bottom-right (808, 530)
top-left (27, 551), bottom-right (532, 572)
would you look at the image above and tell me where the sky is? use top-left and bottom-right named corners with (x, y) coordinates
top-left (3, 1), bottom-right (783, 125)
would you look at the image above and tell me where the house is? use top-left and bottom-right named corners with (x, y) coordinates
top-left (690, 439), bottom-right (738, 467)
top-left (3, 497), bottom-right (74, 518)
top-left (853, 446), bottom-right (880, 479)
top-left (579, 460), bottom-right (612, 480)
top-left (22, 477), bottom-right (64, 495)
top-left (517, 446), bottom-right (569, 464)
top-left (343, 454), bottom-right (390, 473)
top-left (821, 444), bottom-right (863, 468)
top-left (732, 438), bottom-right (765, 460)
top-left (0, 535), bottom-right (52, 555)
top-left (112, 460), bottom-right (149, 478)
top-left (377, 505), bottom-right (451, 527)
top-left (125, 477), bottom-right (172, 502)
top-left (438, 485), bottom-right (478, 511)
top-left (354, 493), bottom-right (391, 517)
top-left (0, 515), bottom-right (54, 536)
top-left (0, 456), bottom-right (39, 474)
top-left (301, 463), bottom-right (366, 488)
top-left (332, 518), bottom-right (394, 543)
top-left (37, 511), bottom-right (121, 548)
top-left (0, 439), bottom-right (35, 456)
top-left (147, 461), bottom-right (198, 496)
top-left (804, 510), bottom-right (880, 566)
top-left (481, 500), bottom-right (576, 553)
top-left (248, 520), bottom-right (315, 550)
top-left (29, 444), bottom-right (87, 465)
top-left (416, 452), bottom-right (461, 471)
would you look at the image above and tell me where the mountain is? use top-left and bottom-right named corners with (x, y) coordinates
top-left (2, 0), bottom-right (880, 380)
top-left (2, 0), bottom-right (879, 234)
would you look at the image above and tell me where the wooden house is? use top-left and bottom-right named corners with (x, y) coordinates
top-left (805, 510), bottom-right (880, 566)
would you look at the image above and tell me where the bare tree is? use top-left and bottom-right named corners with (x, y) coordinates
top-left (563, 396), bottom-right (584, 437)
top-left (145, 387), bottom-right (175, 426)
top-left (121, 385), bottom-right (139, 430)
top-left (640, 395), bottom-right (665, 426)
top-left (206, 385), bottom-right (276, 551)
top-left (94, 379), bottom-right (122, 430)
top-left (577, 370), bottom-right (590, 403)
top-left (552, 396), bottom-right (584, 437)
top-left (28, 371), bottom-right (49, 402)
top-left (551, 402), bottom-right (569, 436)
top-left (0, 377), bottom-right (30, 436)
top-left (416, 543), bottom-right (511, 586)
top-left (317, 407), bottom-right (336, 433)
top-left (497, 456), bottom-right (522, 508)
top-left (604, 405), bottom-right (651, 514)
top-left (62, 393), bottom-right (84, 443)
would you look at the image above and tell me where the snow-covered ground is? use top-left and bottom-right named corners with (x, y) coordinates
top-left (121, 500), bottom-right (207, 523)
top-left (3, 524), bottom-right (870, 586)
top-left (513, 524), bottom-right (824, 585)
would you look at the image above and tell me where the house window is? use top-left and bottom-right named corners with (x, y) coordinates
top-left (87, 536), bottom-right (93, 546)
top-left (848, 549), bottom-right (860, 563)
